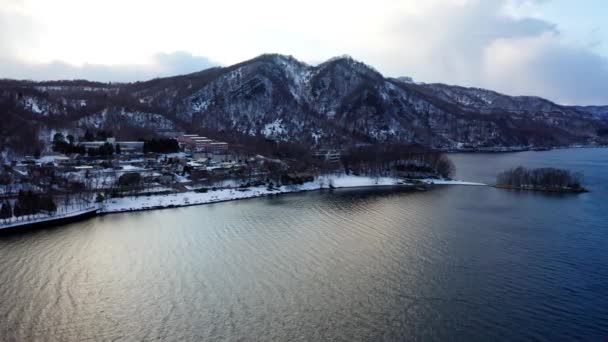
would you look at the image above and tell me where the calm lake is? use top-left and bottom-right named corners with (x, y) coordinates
top-left (1, 148), bottom-right (607, 341)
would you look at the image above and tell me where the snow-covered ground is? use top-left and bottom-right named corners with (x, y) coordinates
top-left (316, 175), bottom-right (405, 188)
top-left (101, 175), bottom-right (485, 214)
top-left (262, 119), bottom-right (287, 140)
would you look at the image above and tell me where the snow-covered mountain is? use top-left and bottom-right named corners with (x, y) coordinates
top-left (1, 54), bottom-right (607, 152)
top-left (570, 105), bottom-right (608, 121)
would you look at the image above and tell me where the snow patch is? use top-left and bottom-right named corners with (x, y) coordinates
top-left (262, 119), bottom-right (287, 139)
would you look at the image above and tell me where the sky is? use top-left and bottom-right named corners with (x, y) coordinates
top-left (1, 0), bottom-right (607, 105)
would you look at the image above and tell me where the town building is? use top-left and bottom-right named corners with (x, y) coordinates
top-left (177, 134), bottom-right (199, 149)
top-left (313, 149), bottom-right (341, 163)
top-left (192, 138), bottom-right (214, 151)
top-left (177, 134), bottom-right (229, 153)
top-left (79, 138), bottom-right (144, 154)
top-left (116, 141), bottom-right (145, 154)
top-left (209, 142), bottom-right (229, 154)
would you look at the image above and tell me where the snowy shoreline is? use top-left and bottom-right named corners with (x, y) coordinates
top-left (0, 176), bottom-right (486, 231)
top-left (100, 175), bottom-right (486, 214)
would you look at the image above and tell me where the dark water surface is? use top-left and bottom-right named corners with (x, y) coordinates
top-left (1, 148), bottom-right (607, 341)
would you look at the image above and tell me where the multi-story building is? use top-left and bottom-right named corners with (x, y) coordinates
top-left (177, 134), bottom-right (199, 149)
top-left (192, 137), bottom-right (214, 151)
top-left (209, 142), bottom-right (229, 154)
top-left (178, 135), bottom-right (229, 153)
top-left (80, 138), bottom-right (144, 154)
top-left (116, 141), bottom-right (145, 154)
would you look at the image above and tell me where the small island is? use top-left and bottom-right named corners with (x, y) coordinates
top-left (496, 167), bottom-right (588, 193)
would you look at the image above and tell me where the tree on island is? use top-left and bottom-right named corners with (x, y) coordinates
top-left (496, 166), bottom-right (586, 192)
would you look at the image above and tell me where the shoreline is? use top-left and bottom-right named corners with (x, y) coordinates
top-left (98, 185), bottom-right (411, 215)
top-left (0, 176), bottom-right (486, 232)
top-left (0, 207), bottom-right (99, 233)
top-left (100, 176), bottom-right (416, 214)
top-left (443, 145), bottom-right (607, 154)
top-left (99, 176), bottom-right (486, 214)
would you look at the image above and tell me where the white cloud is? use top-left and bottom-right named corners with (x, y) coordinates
top-left (358, 0), bottom-right (608, 105)
top-left (0, 0), bottom-right (607, 104)
top-left (482, 33), bottom-right (608, 105)
top-left (0, 52), bottom-right (219, 82)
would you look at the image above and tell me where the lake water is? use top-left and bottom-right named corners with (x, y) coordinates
top-left (1, 148), bottom-right (607, 341)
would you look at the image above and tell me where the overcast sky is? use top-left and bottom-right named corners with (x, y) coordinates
top-left (1, 0), bottom-right (607, 105)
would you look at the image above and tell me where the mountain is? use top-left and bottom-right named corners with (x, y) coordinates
top-left (570, 105), bottom-right (608, 121)
top-left (1, 53), bottom-right (607, 154)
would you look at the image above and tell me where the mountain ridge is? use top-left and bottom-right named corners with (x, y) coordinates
top-left (1, 53), bottom-right (607, 154)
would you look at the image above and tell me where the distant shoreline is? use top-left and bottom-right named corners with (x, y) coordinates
top-left (444, 145), bottom-right (607, 153)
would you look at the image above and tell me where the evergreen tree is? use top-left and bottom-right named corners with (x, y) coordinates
top-left (0, 201), bottom-right (12, 222)
top-left (52, 133), bottom-right (66, 152)
top-left (6, 201), bottom-right (12, 218)
top-left (143, 139), bottom-right (180, 153)
top-left (95, 193), bottom-right (105, 203)
top-left (44, 196), bottom-right (57, 215)
top-left (17, 191), bottom-right (27, 217)
top-left (53, 133), bottom-right (66, 144)
top-left (84, 130), bottom-right (94, 141)
top-left (17, 190), bottom-right (44, 218)
top-left (13, 203), bottom-right (21, 221)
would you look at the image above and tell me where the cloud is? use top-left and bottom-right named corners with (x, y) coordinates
top-left (363, 0), bottom-right (608, 105)
top-left (383, 1), bottom-right (555, 78)
top-left (0, 4), bottom-right (36, 59)
top-left (482, 33), bottom-right (608, 105)
top-left (0, 4), bottom-right (212, 82)
top-left (0, 52), bottom-right (220, 82)
top-left (0, 0), bottom-right (607, 104)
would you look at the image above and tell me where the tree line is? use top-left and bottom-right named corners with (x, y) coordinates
top-left (52, 133), bottom-right (86, 154)
top-left (0, 191), bottom-right (57, 223)
top-left (143, 139), bottom-right (179, 154)
top-left (53, 133), bottom-right (118, 157)
top-left (53, 133), bottom-right (179, 156)
top-left (340, 144), bottom-right (455, 178)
